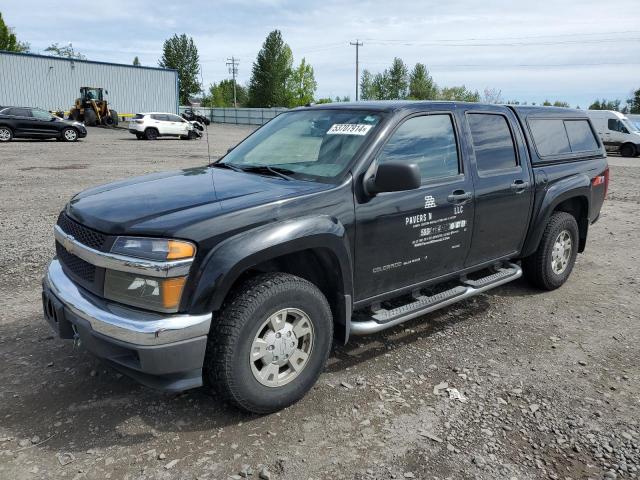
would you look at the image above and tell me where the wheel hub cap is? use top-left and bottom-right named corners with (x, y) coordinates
top-left (551, 230), bottom-right (572, 274)
top-left (0, 129), bottom-right (9, 140)
top-left (250, 308), bottom-right (314, 387)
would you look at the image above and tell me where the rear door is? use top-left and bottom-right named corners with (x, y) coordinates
top-left (462, 107), bottom-right (533, 266)
top-left (6, 107), bottom-right (34, 135)
top-left (354, 110), bottom-right (474, 301)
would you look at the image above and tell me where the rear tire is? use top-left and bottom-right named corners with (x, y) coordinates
top-left (205, 273), bottom-right (333, 414)
top-left (0, 126), bottom-right (12, 142)
top-left (620, 143), bottom-right (636, 158)
top-left (522, 212), bottom-right (579, 290)
top-left (144, 128), bottom-right (158, 140)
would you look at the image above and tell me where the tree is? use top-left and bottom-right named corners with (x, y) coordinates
top-left (588, 99), bottom-right (621, 111)
top-left (203, 80), bottom-right (247, 108)
top-left (372, 72), bottom-right (389, 100)
top-left (627, 88), bottom-right (640, 114)
top-left (159, 34), bottom-right (201, 105)
top-left (287, 58), bottom-right (317, 107)
top-left (408, 63), bottom-right (437, 100)
top-left (133, 56), bottom-right (140, 66)
top-left (248, 30), bottom-right (294, 107)
top-left (0, 12), bottom-right (29, 52)
top-left (386, 57), bottom-right (409, 100)
top-left (438, 86), bottom-right (480, 102)
top-left (483, 87), bottom-right (503, 104)
top-left (45, 42), bottom-right (85, 59)
top-left (360, 70), bottom-right (376, 100)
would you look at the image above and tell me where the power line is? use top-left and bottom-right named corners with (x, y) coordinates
top-left (350, 40), bottom-right (363, 101)
top-left (361, 30), bottom-right (640, 43)
top-left (226, 56), bottom-right (239, 108)
top-left (361, 61), bottom-right (640, 68)
top-left (364, 37), bottom-right (640, 48)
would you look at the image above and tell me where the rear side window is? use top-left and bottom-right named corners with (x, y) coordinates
top-left (5, 107), bottom-right (31, 117)
top-left (377, 114), bottom-right (460, 181)
top-left (564, 120), bottom-right (599, 152)
top-left (467, 113), bottom-right (518, 172)
top-left (528, 119), bottom-right (571, 156)
top-left (134, 114), bottom-right (144, 119)
top-left (528, 118), bottom-right (599, 158)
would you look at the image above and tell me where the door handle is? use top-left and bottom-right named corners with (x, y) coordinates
top-left (511, 180), bottom-right (529, 193)
top-left (447, 190), bottom-right (473, 203)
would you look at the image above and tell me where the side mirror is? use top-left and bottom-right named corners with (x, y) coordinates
top-left (365, 161), bottom-right (421, 195)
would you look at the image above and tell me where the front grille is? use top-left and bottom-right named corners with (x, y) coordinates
top-left (57, 212), bottom-right (106, 250)
top-left (56, 241), bottom-right (96, 283)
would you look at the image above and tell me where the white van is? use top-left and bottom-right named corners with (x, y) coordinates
top-left (585, 110), bottom-right (640, 157)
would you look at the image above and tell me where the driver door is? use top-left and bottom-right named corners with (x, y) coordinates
top-left (354, 111), bottom-right (474, 302)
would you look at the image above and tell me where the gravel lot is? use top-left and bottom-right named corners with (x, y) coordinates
top-left (0, 126), bottom-right (638, 480)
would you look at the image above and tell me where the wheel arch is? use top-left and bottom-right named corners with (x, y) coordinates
top-left (187, 216), bottom-right (353, 340)
top-left (522, 174), bottom-right (591, 257)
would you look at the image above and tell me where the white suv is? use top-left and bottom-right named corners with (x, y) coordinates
top-left (129, 112), bottom-right (197, 140)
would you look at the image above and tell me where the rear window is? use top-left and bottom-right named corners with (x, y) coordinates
top-left (528, 118), bottom-right (599, 158)
top-left (564, 120), bottom-right (599, 152)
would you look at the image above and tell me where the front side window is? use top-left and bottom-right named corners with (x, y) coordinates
top-left (467, 113), bottom-right (518, 172)
top-left (167, 114), bottom-right (184, 122)
top-left (221, 109), bottom-right (382, 182)
top-left (32, 109), bottom-right (53, 121)
top-left (377, 114), bottom-right (459, 181)
top-left (151, 114), bottom-right (168, 121)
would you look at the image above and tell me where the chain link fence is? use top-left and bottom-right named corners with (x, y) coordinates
top-left (179, 106), bottom-right (288, 126)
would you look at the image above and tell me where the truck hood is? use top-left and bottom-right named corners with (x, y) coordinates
top-left (66, 166), bottom-right (327, 235)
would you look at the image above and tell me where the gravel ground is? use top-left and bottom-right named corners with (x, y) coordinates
top-left (0, 126), bottom-right (638, 480)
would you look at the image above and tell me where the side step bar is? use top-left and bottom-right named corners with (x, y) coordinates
top-left (350, 262), bottom-right (522, 335)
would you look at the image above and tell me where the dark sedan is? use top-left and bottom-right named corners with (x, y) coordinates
top-left (0, 106), bottom-right (87, 142)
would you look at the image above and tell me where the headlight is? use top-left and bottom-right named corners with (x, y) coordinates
top-left (105, 237), bottom-right (195, 312)
top-left (104, 270), bottom-right (187, 313)
top-left (111, 237), bottom-right (195, 261)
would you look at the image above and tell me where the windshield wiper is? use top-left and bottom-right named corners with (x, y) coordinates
top-left (236, 165), bottom-right (295, 181)
top-left (211, 162), bottom-right (243, 172)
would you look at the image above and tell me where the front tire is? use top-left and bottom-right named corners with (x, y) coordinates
top-left (522, 212), bottom-right (579, 290)
top-left (61, 128), bottom-right (78, 142)
top-left (205, 273), bottom-right (333, 414)
top-left (0, 126), bottom-right (12, 142)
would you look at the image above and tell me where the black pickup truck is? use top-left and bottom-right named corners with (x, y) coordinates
top-left (42, 101), bottom-right (608, 413)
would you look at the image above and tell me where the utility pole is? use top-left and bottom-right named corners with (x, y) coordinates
top-left (349, 40), bottom-right (363, 101)
top-left (226, 56), bottom-right (239, 108)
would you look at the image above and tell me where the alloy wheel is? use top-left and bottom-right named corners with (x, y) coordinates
top-left (250, 308), bottom-right (314, 387)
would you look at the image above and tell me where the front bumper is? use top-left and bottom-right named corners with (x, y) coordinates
top-left (42, 259), bottom-right (212, 392)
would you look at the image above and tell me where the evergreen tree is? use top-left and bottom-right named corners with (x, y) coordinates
top-left (360, 70), bottom-right (375, 100)
top-left (204, 80), bottom-right (247, 107)
top-left (159, 34), bottom-right (201, 105)
top-left (408, 63), bottom-right (437, 100)
top-left (0, 12), bottom-right (29, 52)
top-left (133, 56), bottom-right (141, 66)
top-left (386, 57), bottom-right (409, 99)
top-left (248, 30), bottom-right (293, 107)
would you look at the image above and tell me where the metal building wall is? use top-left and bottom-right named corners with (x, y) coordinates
top-left (0, 52), bottom-right (178, 114)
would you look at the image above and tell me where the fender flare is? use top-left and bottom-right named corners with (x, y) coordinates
top-left (521, 173), bottom-right (591, 257)
top-left (187, 215), bottom-right (353, 315)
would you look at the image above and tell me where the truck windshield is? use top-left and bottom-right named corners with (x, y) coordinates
top-left (220, 110), bottom-right (383, 182)
top-left (622, 119), bottom-right (639, 132)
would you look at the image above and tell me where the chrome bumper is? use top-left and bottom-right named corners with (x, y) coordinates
top-left (44, 259), bottom-right (211, 346)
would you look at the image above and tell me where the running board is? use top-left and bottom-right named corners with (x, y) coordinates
top-left (350, 262), bottom-right (522, 335)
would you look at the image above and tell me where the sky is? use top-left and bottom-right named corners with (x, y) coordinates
top-left (2, 0), bottom-right (639, 107)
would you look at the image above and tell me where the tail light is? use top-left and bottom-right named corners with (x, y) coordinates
top-left (592, 167), bottom-right (609, 199)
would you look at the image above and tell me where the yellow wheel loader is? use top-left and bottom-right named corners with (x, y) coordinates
top-left (68, 87), bottom-right (118, 127)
